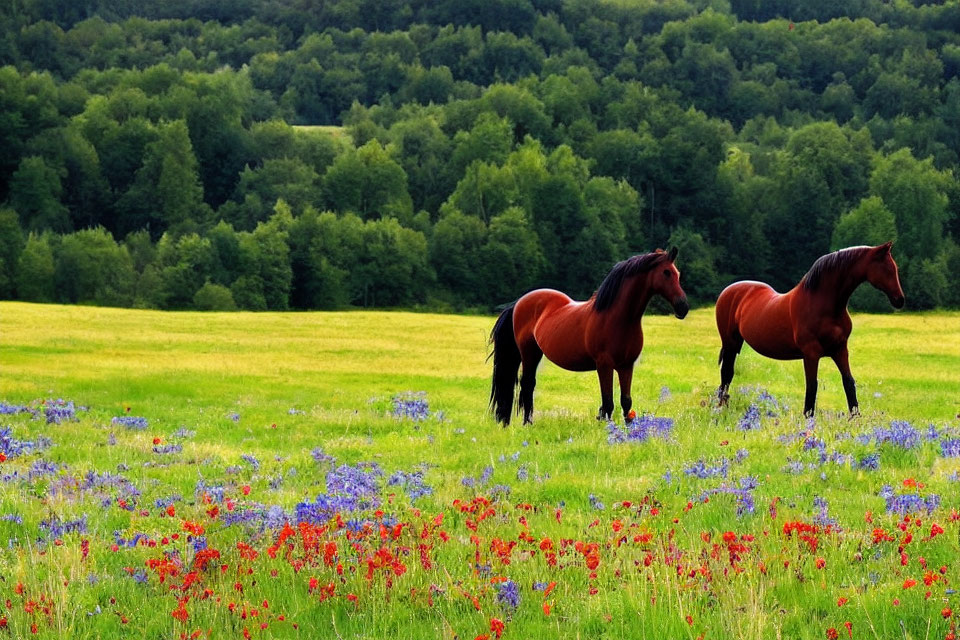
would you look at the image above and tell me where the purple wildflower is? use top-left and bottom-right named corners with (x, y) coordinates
top-left (387, 468), bottom-right (434, 502)
top-left (153, 444), bottom-right (182, 455)
top-left (684, 457), bottom-right (729, 479)
top-left (392, 392), bottom-right (430, 421)
top-left (737, 404), bottom-right (762, 431)
top-left (940, 439), bottom-right (960, 458)
top-left (40, 515), bottom-right (88, 538)
top-left (496, 580), bottom-right (520, 610)
top-left (311, 447), bottom-right (336, 465)
top-left (111, 416), bottom-right (148, 430)
top-left (45, 401), bottom-right (79, 424)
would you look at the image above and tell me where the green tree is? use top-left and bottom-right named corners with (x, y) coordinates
top-left (831, 197), bottom-right (898, 249)
top-left (9, 156), bottom-right (70, 232)
top-left (193, 281), bottom-right (237, 311)
top-left (323, 140), bottom-right (413, 221)
top-left (54, 227), bottom-right (135, 306)
top-left (156, 232), bottom-right (215, 308)
top-left (429, 210), bottom-right (487, 304)
top-left (0, 208), bottom-right (24, 298)
top-left (869, 148), bottom-right (953, 259)
top-left (16, 233), bottom-right (55, 302)
top-left (480, 206), bottom-right (545, 303)
top-left (145, 119), bottom-right (210, 233)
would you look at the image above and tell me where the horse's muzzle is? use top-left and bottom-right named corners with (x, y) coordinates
top-left (673, 297), bottom-right (689, 319)
top-left (890, 294), bottom-right (905, 309)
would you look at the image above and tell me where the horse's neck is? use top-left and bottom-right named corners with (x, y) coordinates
top-left (815, 263), bottom-right (868, 313)
top-left (611, 278), bottom-right (653, 324)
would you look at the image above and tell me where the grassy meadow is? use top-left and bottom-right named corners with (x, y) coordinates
top-left (1, 301), bottom-right (959, 639)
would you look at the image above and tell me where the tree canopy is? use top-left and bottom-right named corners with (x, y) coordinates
top-left (1, 0), bottom-right (958, 310)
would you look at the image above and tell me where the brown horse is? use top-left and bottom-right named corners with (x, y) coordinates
top-left (715, 243), bottom-right (905, 417)
top-left (489, 248), bottom-right (689, 425)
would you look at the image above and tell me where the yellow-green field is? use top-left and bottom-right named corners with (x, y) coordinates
top-left (0, 302), bottom-right (959, 639)
top-left (4, 302), bottom-right (959, 420)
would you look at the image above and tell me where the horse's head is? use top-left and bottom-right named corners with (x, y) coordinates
top-left (866, 242), bottom-right (905, 308)
top-left (653, 247), bottom-right (689, 319)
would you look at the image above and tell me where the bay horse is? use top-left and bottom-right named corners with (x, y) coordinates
top-left (489, 248), bottom-right (689, 425)
top-left (715, 242), bottom-right (904, 417)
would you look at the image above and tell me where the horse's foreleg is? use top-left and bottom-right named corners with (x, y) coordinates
top-left (616, 366), bottom-right (634, 421)
top-left (802, 354), bottom-right (820, 418)
top-left (596, 366), bottom-right (615, 421)
top-left (831, 346), bottom-right (859, 417)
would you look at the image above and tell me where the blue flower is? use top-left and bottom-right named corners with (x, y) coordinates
top-left (684, 457), bottom-right (729, 479)
top-left (940, 439), bottom-right (960, 458)
top-left (40, 515), bottom-right (88, 538)
top-left (737, 404), bottom-right (762, 431)
top-left (496, 580), bottom-right (520, 610)
top-left (607, 415), bottom-right (674, 444)
top-left (311, 447), bottom-right (336, 465)
top-left (45, 401), bottom-right (79, 424)
top-left (111, 416), bottom-right (148, 430)
top-left (856, 453), bottom-right (880, 470)
top-left (387, 468), bottom-right (434, 503)
top-left (392, 392), bottom-right (430, 421)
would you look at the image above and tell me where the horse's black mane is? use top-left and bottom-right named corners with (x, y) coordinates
top-left (593, 252), bottom-right (671, 311)
top-left (801, 246), bottom-right (872, 291)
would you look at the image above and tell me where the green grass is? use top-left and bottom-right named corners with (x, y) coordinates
top-left (0, 302), bottom-right (959, 639)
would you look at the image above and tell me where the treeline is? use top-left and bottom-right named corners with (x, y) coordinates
top-left (1, 0), bottom-right (959, 311)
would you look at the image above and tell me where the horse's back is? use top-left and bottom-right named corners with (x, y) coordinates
top-left (717, 281), bottom-right (801, 359)
top-left (513, 289), bottom-right (594, 371)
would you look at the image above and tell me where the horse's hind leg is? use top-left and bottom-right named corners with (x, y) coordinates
top-left (518, 341), bottom-right (543, 425)
top-left (718, 330), bottom-right (743, 406)
top-left (596, 366), bottom-right (615, 421)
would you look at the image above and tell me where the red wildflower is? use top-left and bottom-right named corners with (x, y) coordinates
top-left (930, 523), bottom-right (944, 538)
top-left (172, 601), bottom-right (189, 623)
top-left (826, 628), bottom-right (838, 640)
top-left (844, 621), bottom-right (852, 638)
top-left (543, 602), bottom-right (551, 616)
top-left (903, 578), bottom-right (917, 589)
top-left (943, 607), bottom-right (953, 619)
top-left (685, 615), bottom-right (693, 626)
top-left (490, 618), bottom-right (505, 639)
top-left (815, 557), bottom-right (825, 569)
top-left (837, 597), bottom-right (848, 607)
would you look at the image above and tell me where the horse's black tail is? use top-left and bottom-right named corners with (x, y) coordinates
top-left (489, 303), bottom-right (521, 425)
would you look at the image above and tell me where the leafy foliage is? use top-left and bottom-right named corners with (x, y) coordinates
top-left (0, 0), bottom-right (959, 309)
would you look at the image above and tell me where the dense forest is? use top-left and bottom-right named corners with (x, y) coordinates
top-left (1, 0), bottom-right (959, 312)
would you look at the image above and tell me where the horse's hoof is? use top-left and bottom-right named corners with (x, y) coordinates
top-left (848, 407), bottom-right (861, 420)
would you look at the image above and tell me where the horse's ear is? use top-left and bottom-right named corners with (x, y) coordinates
top-left (667, 246), bottom-right (679, 262)
top-left (876, 241), bottom-right (893, 257)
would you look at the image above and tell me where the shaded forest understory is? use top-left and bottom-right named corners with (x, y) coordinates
top-left (1, 0), bottom-right (959, 311)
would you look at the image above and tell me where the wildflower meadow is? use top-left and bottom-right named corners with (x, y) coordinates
top-left (1, 302), bottom-right (960, 640)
